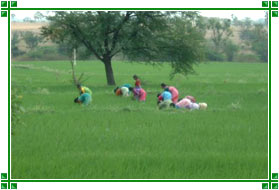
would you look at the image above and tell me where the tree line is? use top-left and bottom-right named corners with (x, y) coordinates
top-left (12, 11), bottom-right (268, 85)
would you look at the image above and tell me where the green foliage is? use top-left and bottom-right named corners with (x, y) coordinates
top-left (13, 44), bottom-right (95, 61)
top-left (205, 48), bottom-right (225, 62)
top-left (41, 11), bottom-right (205, 84)
top-left (161, 14), bottom-right (205, 76)
top-left (21, 31), bottom-right (42, 50)
top-left (204, 40), bottom-right (225, 61)
top-left (57, 43), bottom-right (93, 60)
top-left (223, 40), bottom-right (239, 62)
top-left (204, 18), bottom-right (236, 62)
top-left (239, 23), bottom-right (268, 62)
top-left (206, 18), bottom-right (232, 52)
top-left (250, 24), bottom-right (268, 63)
top-left (239, 17), bottom-right (253, 30)
top-left (11, 32), bottom-right (25, 57)
top-left (234, 53), bottom-right (261, 63)
top-left (231, 14), bottom-right (241, 26)
top-left (123, 12), bottom-right (206, 77)
top-left (34, 11), bottom-right (45, 22)
top-left (20, 46), bottom-right (66, 60)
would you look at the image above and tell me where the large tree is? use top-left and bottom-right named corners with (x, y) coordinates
top-left (207, 18), bottom-right (232, 52)
top-left (42, 11), bottom-right (205, 85)
top-left (11, 32), bottom-right (25, 57)
top-left (21, 31), bottom-right (42, 50)
top-left (239, 22), bottom-right (268, 62)
top-left (34, 11), bottom-right (45, 22)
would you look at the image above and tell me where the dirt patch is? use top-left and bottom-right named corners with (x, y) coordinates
top-left (12, 22), bottom-right (48, 33)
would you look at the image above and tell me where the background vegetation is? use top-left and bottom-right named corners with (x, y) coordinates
top-left (11, 12), bottom-right (268, 64)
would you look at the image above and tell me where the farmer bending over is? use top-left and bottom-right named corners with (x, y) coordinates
top-left (114, 86), bottom-right (130, 97)
top-left (74, 93), bottom-right (92, 105)
top-left (157, 89), bottom-right (173, 109)
top-left (129, 87), bottom-right (146, 101)
top-left (161, 83), bottom-right (179, 103)
top-left (173, 96), bottom-right (207, 110)
top-left (77, 84), bottom-right (92, 96)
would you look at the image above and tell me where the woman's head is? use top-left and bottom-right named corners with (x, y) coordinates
top-left (114, 87), bottom-right (119, 93)
top-left (199, 103), bottom-right (208, 110)
top-left (133, 75), bottom-right (138, 80)
top-left (74, 97), bottom-right (79, 103)
top-left (77, 84), bottom-right (82, 90)
top-left (161, 83), bottom-right (167, 88)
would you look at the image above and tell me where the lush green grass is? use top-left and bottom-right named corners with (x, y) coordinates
top-left (11, 60), bottom-right (268, 179)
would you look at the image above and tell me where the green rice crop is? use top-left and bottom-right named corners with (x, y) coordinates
top-left (11, 60), bottom-right (268, 179)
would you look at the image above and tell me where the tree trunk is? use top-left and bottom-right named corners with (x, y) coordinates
top-left (103, 57), bottom-right (116, 85)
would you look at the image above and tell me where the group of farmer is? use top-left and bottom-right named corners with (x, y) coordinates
top-left (74, 74), bottom-right (207, 110)
top-left (156, 83), bottom-right (207, 110)
top-left (114, 75), bottom-right (146, 101)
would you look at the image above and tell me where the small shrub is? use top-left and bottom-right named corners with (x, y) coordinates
top-left (223, 40), bottom-right (239, 62)
top-left (205, 48), bottom-right (225, 61)
top-left (19, 46), bottom-right (68, 61)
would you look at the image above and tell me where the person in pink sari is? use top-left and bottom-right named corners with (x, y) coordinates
top-left (172, 96), bottom-right (207, 110)
top-left (129, 87), bottom-right (146, 101)
top-left (161, 83), bottom-right (179, 103)
top-left (175, 97), bottom-right (192, 108)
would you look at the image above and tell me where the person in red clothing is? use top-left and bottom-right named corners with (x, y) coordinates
top-left (133, 75), bottom-right (141, 96)
top-left (133, 75), bottom-right (141, 88)
top-left (161, 83), bottom-right (179, 103)
top-left (157, 93), bottom-right (163, 105)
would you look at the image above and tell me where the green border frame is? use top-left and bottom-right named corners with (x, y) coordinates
top-left (1, 1), bottom-right (278, 189)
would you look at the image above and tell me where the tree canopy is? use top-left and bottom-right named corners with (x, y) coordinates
top-left (240, 23), bottom-right (268, 62)
top-left (21, 31), bottom-right (42, 50)
top-left (41, 11), bottom-right (205, 85)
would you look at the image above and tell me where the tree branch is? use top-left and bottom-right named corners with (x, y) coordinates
top-left (110, 12), bottom-right (133, 53)
top-left (69, 24), bottom-right (104, 61)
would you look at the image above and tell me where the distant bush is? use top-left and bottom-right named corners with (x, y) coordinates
top-left (15, 45), bottom-right (97, 61)
top-left (21, 31), bottom-right (43, 50)
top-left (204, 48), bottom-right (225, 61)
top-left (239, 23), bottom-right (268, 62)
top-left (223, 40), bottom-right (239, 62)
top-left (57, 43), bottom-right (96, 60)
top-left (11, 32), bottom-right (25, 58)
top-left (234, 53), bottom-right (261, 63)
top-left (18, 46), bottom-right (68, 61)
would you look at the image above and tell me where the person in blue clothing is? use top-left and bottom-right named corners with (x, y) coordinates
top-left (74, 93), bottom-right (91, 105)
top-left (157, 89), bottom-right (173, 109)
